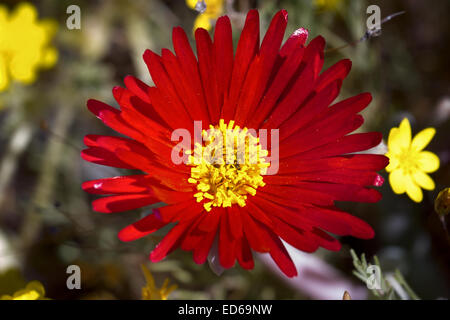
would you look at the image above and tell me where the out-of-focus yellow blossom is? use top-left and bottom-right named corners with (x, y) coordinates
top-left (314, 0), bottom-right (342, 11)
top-left (141, 264), bottom-right (177, 300)
top-left (0, 3), bottom-right (58, 92)
top-left (1, 281), bottom-right (50, 300)
top-left (186, 0), bottom-right (224, 32)
top-left (386, 118), bottom-right (440, 203)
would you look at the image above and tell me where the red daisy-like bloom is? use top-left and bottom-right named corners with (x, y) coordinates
top-left (82, 10), bottom-right (388, 277)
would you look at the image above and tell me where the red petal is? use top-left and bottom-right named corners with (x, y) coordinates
top-left (266, 231), bottom-right (298, 277)
top-left (123, 76), bottom-right (152, 104)
top-left (300, 206), bottom-right (375, 239)
top-left (87, 99), bottom-right (144, 141)
top-left (241, 210), bottom-right (271, 253)
top-left (82, 175), bottom-right (151, 195)
top-left (196, 28), bottom-right (220, 123)
top-left (192, 215), bottom-right (220, 264)
top-left (278, 154), bottom-right (389, 175)
top-left (118, 213), bottom-right (168, 241)
top-left (315, 59), bottom-right (351, 92)
top-left (247, 44), bottom-right (305, 129)
top-left (221, 9), bottom-right (259, 122)
top-left (236, 237), bottom-right (254, 270)
top-left (150, 222), bottom-right (193, 262)
top-left (264, 170), bottom-right (384, 187)
top-left (92, 194), bottom-right (158, 213)
top-left (311, 228), bottom-right (341, 251)
top-left (151, 186), bottom-right (195, 204)
top-left (227, 207), bottom-right (243, 239)
top-left (277, 80), bottom-right (342, 141)
top-left (180, 214), bottom-right (208, 251)
top-left (81, 147), bottom-right (134, 169)
top-left (112, 86), bottom-right (172, 145)
top-left (292, 182), bottom-right (382, 203)
top-left (245, 201), bottom-right (274, 228)
top-left (250, 196), bottom-right (313, 231)
top-left (157, 199), bottom-right (204, 223)
top-left (279, 28), bottom-right (308, 56)
top-left (197, 208), bottom-right (223, 232)
top-left (302, 36), bottom-right (325, 79)
top-left (298, 132), bottom-right (382, 159)
top-left (219, 214), bottom-right (237, 268)
top-left (262, 55), bottom-right (317, 130)
top-left (172, 27), bottom-right (210, 123)
top-left (143, 49), bottom-right (193, 128)
top-left (250, 194), bottom-right (342, 252)
top-left (279, 113), bottom-right (363, 159)
top-left (271, 215), bottom-right (319, 253)
top-left (235, 10), bottom-right (288, 125)
top-left (213, 16), bottom-right (234, 117)
top-left (259, 185), bottom-right (334, 207)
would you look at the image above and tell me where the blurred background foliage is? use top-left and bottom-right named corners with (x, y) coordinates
top-left (0, 0), bottom-right (449, 299)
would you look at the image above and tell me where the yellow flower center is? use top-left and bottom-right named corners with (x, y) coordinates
top-left (397, 148), bottom-right (420, 174)
top-left (187, 119), bottom-right (269, 212)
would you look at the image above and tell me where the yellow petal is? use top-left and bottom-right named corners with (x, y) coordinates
top-left (204, 0), bottom-right (223, 16)
top-left (186, 0), bottom-right (199, 9)
top-left (411, 127), bottom-right (436, 151)
top-left (0, 54), bottom-right (10, 91)
top-left (40, 19), bottom-right (58, 40)
top-left (406, 181), bottom-right (423, 203)
top-left (163, 284), bottom-right (178, 298)
top-left (9, 54), bottom-right (37, 84)
top-left (11, 281), bottom-right (45, 300)
top-left (385, 152), bottom-right (399, 172)
top-left (13, 2), bottom-right (38, 23)
top-left (141, 264), bottom-right (156, 289)
top-left (412, 170), bottom-right (435, 191)
top-left (389, 169), bottom-right (409, 194)
top-left (387, 127), bottom-right (399, 152)
top-left (41, 47), bottom-right (58, 68)
top-left (0, 5), bottom-right (8, 24)
top-left (417, 151), bottom-right (440, 173)
top-left (396, 118), bottom-right (412, 149)
top-left (26, 281), bottom-right (46, 296)
top-left (194, 14), bottom-right (212, 31)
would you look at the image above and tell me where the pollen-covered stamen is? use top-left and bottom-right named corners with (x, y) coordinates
top-left (187, 119), bottom-right (270, 212)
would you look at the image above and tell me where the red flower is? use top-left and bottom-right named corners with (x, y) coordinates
top-left (82, 10), bottom-right (388, 277)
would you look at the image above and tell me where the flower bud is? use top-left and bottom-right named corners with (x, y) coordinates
top-left (435, 188), bottom-right (450, 217)
top-left (343, 291), bottom-right (352, 300)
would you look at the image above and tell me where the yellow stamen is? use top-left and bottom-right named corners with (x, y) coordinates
top-left (187, 119), bottom-right (269, 212)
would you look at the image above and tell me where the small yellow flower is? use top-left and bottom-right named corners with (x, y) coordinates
top-left (141, 264), bottom-right (177, 300)
top-left (186, 0), bottom-right (224, 32)
top-left (1, 281), bottom-right (50, 300)
top-left (314, 0), bottom-right (342, 11)
top-left (0, 3), bottom-right (58, 92)
top-left (386, 118), bottom-right (440, 202)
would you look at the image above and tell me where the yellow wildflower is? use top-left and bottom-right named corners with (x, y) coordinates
top-left (141, 264), bottom-right (177, 300)
top-left (386, 118), bottom-right (440, 202)
top-left (314, 0), bottom-right (341, 11)
top-left (186, 0), bottom-right (224, 32)
top-left (0, 3), bottom-right (58, 92)
top-left (1, 281), bottom-right (50, 300)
